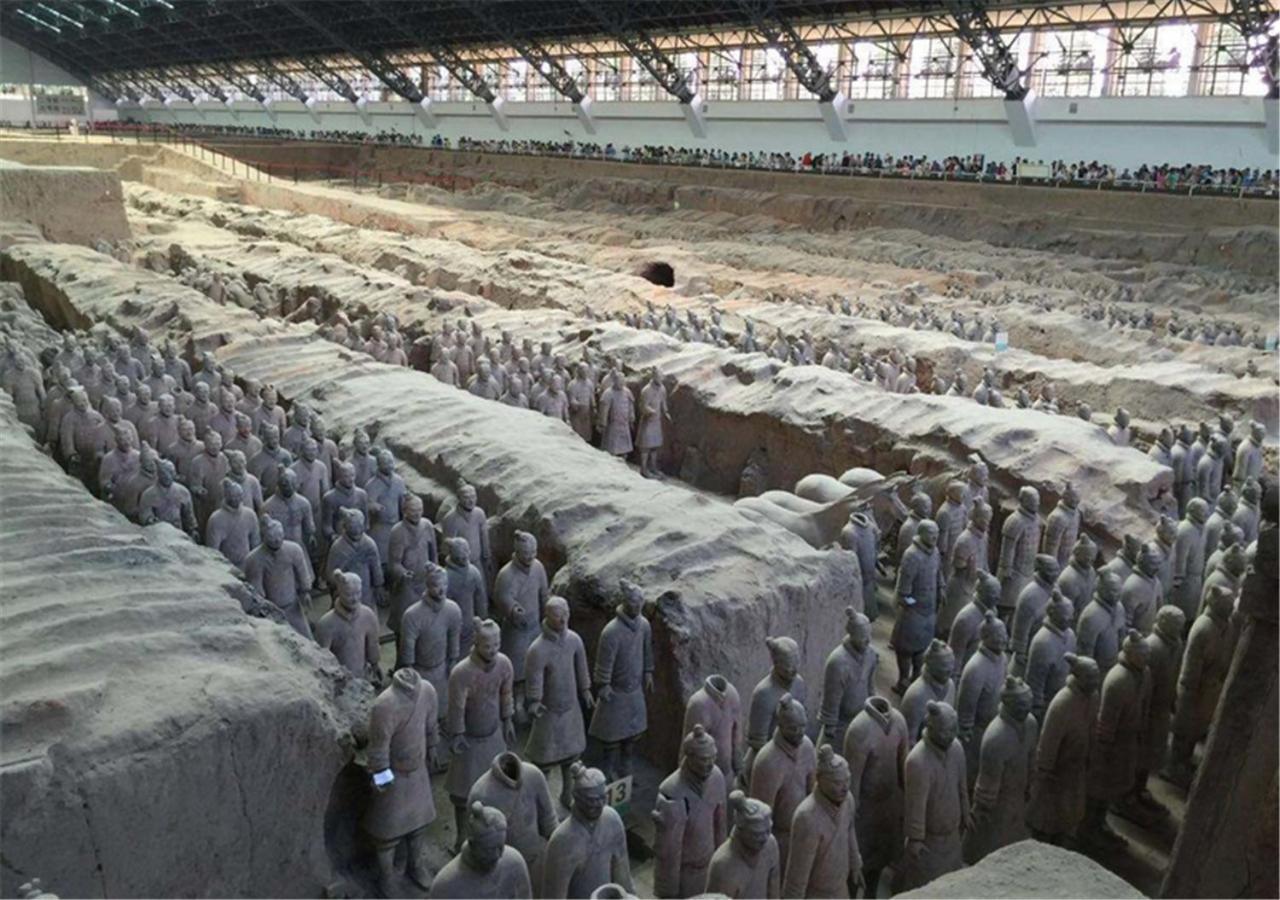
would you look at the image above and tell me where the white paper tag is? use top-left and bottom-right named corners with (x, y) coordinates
top-left (373, 769), bottom-right (395, 787)
top-left (995, 332), bottom-right (1009, 352)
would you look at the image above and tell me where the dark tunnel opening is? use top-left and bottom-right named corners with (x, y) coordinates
top-left (636, 261), bottom-right (675, 287)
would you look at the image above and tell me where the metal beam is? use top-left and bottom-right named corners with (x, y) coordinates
top-left (736, 0), bottom-right (838, 101)
top-left (281, 0), bottom-right (423, 103)
top-left (296, 56), bottom-right (360, 104)
top-left (579, 1), bottom-right (696, 103)
top-left (468, 2), bottom-right (584, 103)
top-left (945, 0), bottom-right (1030, 98)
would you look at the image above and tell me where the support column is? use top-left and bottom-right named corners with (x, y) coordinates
top-left (488, 96), bottom-right (510, 131)
top-left (1004, 90), bottom-right (1038, 147)
top-left (573, 95), bottom-right (597, 134)
top-left (819, 91), bottom-right (853, 141)
top-left (415, 96), bottom-right (438, 128)
top-left (681, 94), bottom-right (708, 138)
top-left (1265, 96), bottom-right (1279, 155)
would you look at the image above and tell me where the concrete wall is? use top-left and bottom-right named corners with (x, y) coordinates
top-left (0, 36), bottom-right (82, 86)
top-left (127, 93), bottom-right (1278, 170)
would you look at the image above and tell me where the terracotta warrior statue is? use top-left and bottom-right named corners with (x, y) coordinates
top-left (386, 493), bottom-right (436, 633)
top-left (783, 745), bottom-right (864, 899)
top-left (706, 792), bottom-right (781, 900)
top-left (366, 668), bottom-right (441, 896)
top-left (684, 674), bottom-right (744, 786)
top-left (327, 509), bottom-right (383, 609)
top-left (315, 572), bottom-right (381, 682)
top-left (247, 424), bottom-right (292, 497)
top-left (940, 500), bottom-right (990, 637)
top-left (429, 801), bottom-right (532, 900)
top-left (892, 519), bottom-right (945, 694)
top-left (997, 486), bottom-right (1042, 620)
top-left (1166, 584), bottom-right (1236, 788)
top-left (748, 693), bottom-right (815, 875)
top-left (347, 427), bottom-right (377, 487)
top-left (844, 696), bottom-right (908, 897)
top-left (1041, 483), bottom-right (1081, 568)
top-left (1120, 542), bottom-right (1164, 634)
top-left (97, 423), bottom-right (140, 504)
top-left (1026, 654), bottom-right (1100, 845)
top-left (636, 368), bottom-right (669, 478)
top-left (446, 618), bottom-right (516, 851)
top-left (1010, 555), bottom-right (1062, 675)
top-left (203, 478), bottom-right (260, 565)
top-left (60, 387), bottom-right (107, 480)
top-left (226, 412), bottom-right (262, 461)
top-left (1171, 497), bottom-right (1209, 623)
top-left (840, 511), bottom-right (881, 621)
top-left (654, 724), bottom-right (729, 898)
top-left (1084, 629), bottom-right (1151, 849)
top-left (445, 536), bottom-right (488, 654)
top-left (818, 608), bottom-right (878, 750)
top-left (597, 370), bottom-right (635, 459)
top-left (957, 612), bottom-right (1009, 785)
top-left (523, 596), bottom-right (593, 808)
top-left (494, 530), bottom-right (549, 724)
top-left (139, 458), bottom-right (197, 537)
top-left (1231, 420), bottom-right (1265, 487)
top-left (1132, 605), bottom-right (1186, 815)
top-left (398, 563), bottom-right (462, 726)
top-left (441, 481), bottom-right (494, 580)
top-left (901, 639), bottom-right (957, 743)
top-left (588, 579), bottom-right (654, 781)
top-left (743, 636), bottom-right (807, 786)
top-left (1055, 534), bottom-right (1098, 618)
top-left (1025, 594), bottom-right (1076, 723)
top-left (468, 752), bottom-right (557, 893)
top-left (365, 449), bottom-right (407, 568)
top-left (188, 429), bottom-right (229, 529)
top-left (948, 572), bottom-right (1000, 676)
top-left (896, 492), bottom-right (932, 566)
top-left (963, 676), bottom-right (1038, 864)
top-left (543, 764), bottom-right (634, 899)
top-left (1076, 571), bottom-right (1127, 673)
top-left (320, 461), bottom-right (369, 547)
top-left (263, 468), bottom-right (315, 558)
top-left (934, 480), bottom-right (969, 575)
top-left (567, 363), bottom-right (596, 441)
top-left (243, 515), bottom-right (314, 638)
top-left (895, 702), bottom-right (968, 892)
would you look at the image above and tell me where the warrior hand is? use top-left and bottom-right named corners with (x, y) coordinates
top-left (644, 673), bottom-right (655, 693)
top-left (451, 735), bottom-right (469, 755)
top-left (511, 603), bottom-right (524, 619)
top-left (850, 869), bottom-right (865, 896)
top-left (528, 701), bottom-right (548, 719)
top-left (581, 692), bottom-right (595, 711)
top-left (502, 719), bottom-right (516, 746)
top-left (597, 684), bottom-right (614, 704)
top-left (907, 839), bottom-right (928, 861)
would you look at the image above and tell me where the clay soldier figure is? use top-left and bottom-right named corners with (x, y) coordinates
top-left (348, 427), bottom-right (378, 487)
top-left (315, 572), bottom-right (381, 682)
top-left (263, 469), bottom-right (315, 556)
top-left (597, 370), bottom-right (635, 458)
top-left (1076, 571), bottom-right (1127, 673)
top-left (1026, 595), bottom-right (1076, 722)
top-left (445, 537), bottom-right (489, 654)
top-left (365, 449), bottom-right (407, 568)
top-left (244, 516), bottom-right (313, 638)
top-left (1041, 483), bottom-right (1081, 568)
top-left (818, 609), bottom-right (878, 749)
top-left (468, 752), bottom-right (558, 892)
top-left (840, 511), bottom-right (881, 621)
top-left (60, 388), bottom-right (108, 481)
top-left (749, 693), bottom-right (816, 873)
top-left (524, 596), bottom-right (594, 807)
top-left (1231, 420), bottom-right (1265, 487)
top-left (891, 519), bottom-right (945, 694)
top-left (636, 368), bottom-right (669, 479)
top-left (281, 403), bottom-right (311, 457)
top-left (42, 365), bottom-right (76, 449)
top-left (997, 486), bottom-right (1042, 620)
top-left (1195, 435), bottom-right (1227, 502)
top-left (567, 363), bottom-right (596, 442)
top-left (685, 674), bottom-right (744, 785)
top-left (310, 416), bottom-right (340, 481)
top-left (468, 358), bottom-right (503, 400)
top-left (441, 481), bottom-right (494, 580)
top-left (1172, 425), bottom-right (1196, 516)
top-left (784, 745), bottom-right (864, 899)
top-left (743, 636), bottom-right (807, 786)
top-left (432, 348), bottom-right (460, 387)
top-left (1010, 555), bottom-right (1062, 675)
top-left (364, 667), bottom-right (442, 895)
top-left (118, 442), bottom-right (158, 520)
top-left (1130, 605), bottom-right (1185, 815)
top-left (250, 385), bottom-right (287, 439)
top-left (247, 425), bottom-right (292, 497)
top-left (1166, 585), bottom-right (1236, 789)
top-left (98, 424), bottom-right (140, 503)
top-left (707, 792), bottom-right (781, 900)
top-left (139, 459), bottom-right (197, 537)
top-left (204, 478), bottom-right (260, 567)
top-left (4, 350), bottom-right (45, 431)
top-left (844, 696), bottom-right (908, 896)
top-left (125, 383), bottom-right (154, 432)
top-left (291, 437), bottom-right (331, 526)
top-left (588, 579), bottom-right (654, 781)
top-left (957, 612), bottom-right (1008, 785)
top-left (963, 676), bottom-right (1039, 864)
top-left (1107, 408), bottom-right (1132, 447)
top-left (1026, 654), bottom-right (1100, 845)
top-left (934, 481), bottom-right (969, 572)
top-left (166, 417), bottom-right (204, 485)
top-left (965, 460), bottom-right (991, 515)
top-left (537, 374), bottom-right (571, 424)
top-left (1084, 630), bottom-right (1151, 848)
top-left (495, 531), bottom-right (550, 723)
top-left (446, 618), bottom-right (516, 849)
top-left (430, 801), bottom-right (532, 900)
top-left (1103, 534), bottom-right (1141, 586)
top-left (1203, 488), bottom-right (1237, 562)
top-left (1120, 543), bottom-right (1164, 633)
top-left (160, 341), bottom-right (191, 392)
top-left (653, 725), bottom-right (729, 899)
top-left (895, 702), bottom-right (968, 892)
top-left (386, 494), bottom-right (436, 633)
top-left (949, 571), bottom-right (1001, 675)
top-left (398, 564), bottom-right (462, 722)
top-left (543, 764), bottom-right (634, 899)
top-left (320, 461), bottom-right (369, 547)
top-left (328, 509), bottom-right (383, 609)
top-left (1201, 542), bottom-right (1247, 614)
top-left (1151, 514), bottom-right (1178, 599)
top-left (901, 639), bottom-right (958, 742)
top-left (226, 412), bottom-right (262, 461)
top-left (207, 388), bottom-right (238, 445)
top-left (188, 429), bottom-right (229, 529)
top-left (896, 493), bottom-right (931, 567)
top-left (941, 500), bottom-right (990, 636)
top-left (185, 382), bottom-right (218, 441)
top-left (1171, 497), bottom-right (1209, 623)
top-left (1056, 534), bottom-right (1098, 618)
top-left (1232, 477), bottom-right (1262, 544)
